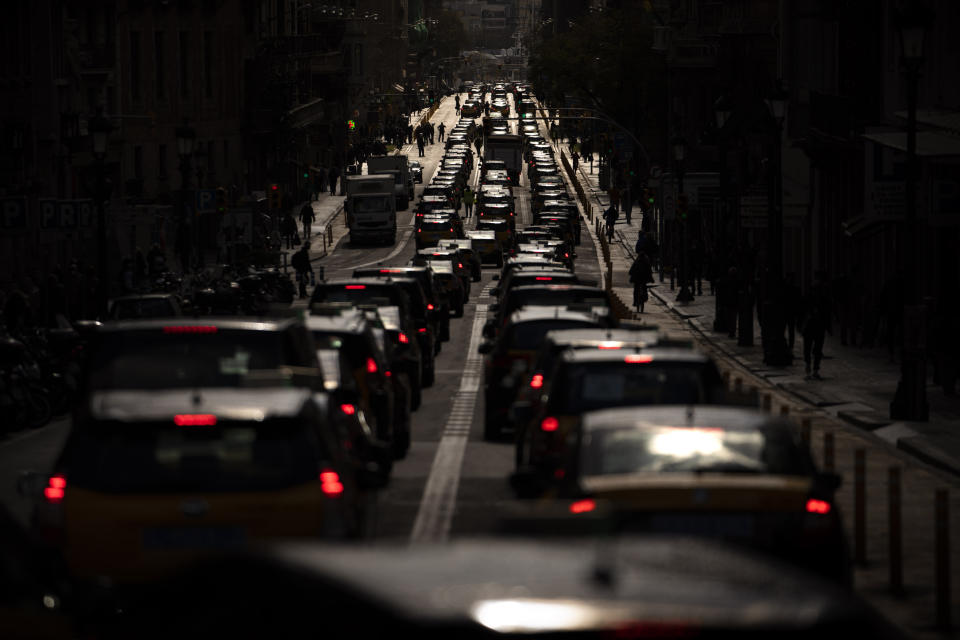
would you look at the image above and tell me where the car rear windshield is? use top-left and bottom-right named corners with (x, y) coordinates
top-left (86, 330), bottom-right (310, 391)
top-left (110, 298), bottom-right (177, 319)
top-left (507, 320), bottom-right (599, 350)
top-left (62, 418), bottom-right (327, 493)
top-left (505, 290), bottom-right (608, 314)
top-left (550, 361), bottom-right (720, 414)
top-left (581, 426), bottom-right (809, 477)
top-left (312, 285), bottom-right (408, 310)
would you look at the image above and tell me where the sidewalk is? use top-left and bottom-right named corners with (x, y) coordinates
top-left (569, 149), bottom-right (960, 479)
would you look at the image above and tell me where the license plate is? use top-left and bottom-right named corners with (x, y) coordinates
top-left (643, 513), bottom-right (756, 539)
top-left (143, 526), bottom-right (246, 549)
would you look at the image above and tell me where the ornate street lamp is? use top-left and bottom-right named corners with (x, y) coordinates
top-left (673, 135), bottom-right (693, 303)
top-left (890, 1), bottom-right (934, 422)
top-left (89, 108), bottom-right (113, 319)
top-left (759, 80), bottom-right (792, 366)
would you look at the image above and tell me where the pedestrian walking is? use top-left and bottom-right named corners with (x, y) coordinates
top-left (438, 121), bottom-right (445, 142)
top-left (328, 165), bottom-right (340, 195)
top-left (455, 95), bottom-right (460, 113)
top-left (800, 269), bottom-right (832, 380)
top-left (299, 202), bottom-right (315, 240)
top-left (572, 151), bottom-right (579, 172)
top-left (603, 204), bottom-right (618, 242)
top-left (416, 133), bottom-right (425, 157)
top-left (428, 121), bottom-right (435, 145)
top-left (291, 243), bottom-right (313, 299)
top-left (463, 186), bottom-right (475, 219)
top-left (281, 211), bottom-right (298, 250)
top-left (622, 188), bottom-right (633, 225)
top-left (629, 252), bottom-right (655, 313)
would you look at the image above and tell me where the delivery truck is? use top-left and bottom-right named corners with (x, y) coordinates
top-left (367, 155), bottom-right (413, 210)
top-left (345, 174), bottom-right (397, 244)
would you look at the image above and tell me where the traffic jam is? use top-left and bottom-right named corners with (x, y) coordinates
top-left (2, 84), bottom-right (902, 639)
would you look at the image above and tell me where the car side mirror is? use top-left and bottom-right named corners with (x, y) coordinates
top-left (478, 340), bottom-right (494, 354)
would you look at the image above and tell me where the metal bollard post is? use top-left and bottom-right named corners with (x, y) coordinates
top-left (800, 418), bottom-right (812, 448)
top-left (888, 466), bottom-right (903, 594)
top-left (935, 489), bottom-right (951, 630)
top-left (605, 261), bottom-right (613, 293)
top-left (854, 449), bottom-right (866, 565)
top-left (823, 432), bottom-right (834, 471)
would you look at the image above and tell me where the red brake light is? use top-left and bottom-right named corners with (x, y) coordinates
top-left (530, 373), bottom-right (544, 389)
top-left (366, 357), bottom-right (378, 373)
top-left (418, 327), bottom-right (427, 333)
top-left (163, 325), bottom-right (217, 334)
top-left (398, 332), bottom-right (409, 344)
top-left (535, 276), bottom-right (553, 281)
top-left (345, 284), bottom-right (366, 290)
top-left (174, 414), bottom-right (217, 426)
top-left (385, 370), bottom-right (392, 377)
top-left (44, 475), bottom-right (66, 503)
top-left (427, 303), bottom-right (435, 311)
top-left (569, 499), bottom-right (595, 514)
top-left (540, 416), bottom-right (559, 432)
top-left (340, 403), bottom-right (356, 416)
top-left (319, 469), bottom-right (344, 497)
top-left (449, 228), bottom-right (454, 232)
top-left (458, 263), bottom-right (463, 268)
top-left (806, 499), bottom-right (831, 514)
top-left (624, 354), bottom-right (654, 363)
top-left (380, 269), bottom-right (404, 273)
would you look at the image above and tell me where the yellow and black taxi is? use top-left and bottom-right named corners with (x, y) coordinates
top-left (416, 214), bottom-right (460, 249)
top-left (515, 405), bottom-right (852, 586)
top-left (423, 259), bottom-right (466, 318)
top-left (493, 284), bottom-right (614, 330)
top-left (476, 217), bottom-right (513, 252)
top-left (437, 237), bottom-right (483, 282)
top-left (479, 307), bottom-right (609, 441)
top-left (25, 318), bottom-right (375, 590)
top-left (412, 248), bottom-right (471, 296)
top-left (465, 229), bottom-right (504, 267)
top-left (514, 347), bottom-right (726, 478)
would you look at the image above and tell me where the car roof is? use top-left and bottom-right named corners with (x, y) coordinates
top-left (508, 284), bottom-right (605, 294)
top-left (543, 327), bottom-right (663, 346)
top-left (305, 312), bottom-right (367, 334)
top-left (97, 317), bottom-right (296, 333)
top-left (581, 405), bottom-right (793, 435)
top-left (466, 230), bottom-right (495, 239)
top-left (508, 307), bottom-right (604, 324)
top-left (561, 347), bottom-right (711, 364)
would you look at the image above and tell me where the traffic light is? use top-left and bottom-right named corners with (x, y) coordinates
top-left (678, 193), bottom-right (689, 221)
top-left (215, 187), bottom-right (227, 214)
top-left (269, 184), bottom-right (281, 210)
top-left (645, 188), bottom-right (655, 207)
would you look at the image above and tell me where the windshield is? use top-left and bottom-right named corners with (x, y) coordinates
top-left (506, 320), bottom-right (598, 350)
top-left (86, 331), bottom-right (311, 390)
top-left (354, 196), bottom-right (392, 213)
top-left (581, 426), bottom-right (810, 477)
top-left (551, 362), bottom-right (717, 413)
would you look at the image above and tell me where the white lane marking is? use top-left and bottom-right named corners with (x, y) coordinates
top-left (344, 227), bottom-right (415, 270)
top-left (410, 299), bottom-right (488, 543)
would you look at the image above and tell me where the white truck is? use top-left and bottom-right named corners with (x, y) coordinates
top-left (345, 174), bottom-right (397, 245)
top-left (483, 134), bottom-right (523, 184)
top-left (366, 155), bottom-right (413, 210)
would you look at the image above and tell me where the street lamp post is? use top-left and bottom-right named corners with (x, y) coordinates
top-left (90, 108), bottom-right (112, 319)
top-left (760, 82), bottom-right (792, 366)
top-left (674, 136), bottom-right (694, 303)
top-left (176, 121), bottom-right (196, 272)
top-left (890, 3), bottom-right (933, 421)
top-left (713, 95), bottom-right (732, 332)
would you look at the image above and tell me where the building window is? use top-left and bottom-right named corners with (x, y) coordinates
top-left (130, 31), bottom-right (141, 102)
top-left (203, 31), bottom-right (214, 99)
top-left (155, 31), bottom-right (165, 100)
top-left (179, 31), bottom-right (190, 98)
top-left (158, 144), bottom-right (168, 179)
top-left (133, 145), bottom-right (143, 179)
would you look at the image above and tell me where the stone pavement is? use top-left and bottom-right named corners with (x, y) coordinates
top-left (558, 141), bottom-right (960, 637)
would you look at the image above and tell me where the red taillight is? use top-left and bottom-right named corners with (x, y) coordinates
top-left (319, 469), bottom-right (344, 497)
top-left (624, 354), bottom-right (654, 363)
top-left (418, 327), bottom-right (427, 333)
top-left (541, 416), bottom-right (559, 432)
top-left (340, 403), bottom-right (356, 416)
top-left (345, 284), bottom-right (366, 290)
top-left (385, 370), bottom-right (392, 377)
top-left (380, 269), bottom-right (404, 273)
top-left (564, 252), bottom-right (569, 258)
top-left (427, 303), bottom-right (435, 311)
top-left (530, 373), bottom-right (544, 389)
top-left (398, 332), bottom-right (409, 344)
top-left (366, 357), bottom-right (378, 373)
top-left (174, 414), bottom-right (217, 426)
top-left (163, 325), bottom-right (217, 334)
top-left (458, 263), bottom-right (463, 268)
top-left (449, 228), bottom-right (454, 232)
top-left (44, 475), bottom-right (66, 503)
top-left (535, 276), bottom-right (553, 281)
top-left (417, 229), bottom-right (422, 233)
top-left (510, 211), bottom-right (514, 216)
top-left (806, 499), bottom-right (831, 514)
top-left (569, 499), bottom-right (595, 514)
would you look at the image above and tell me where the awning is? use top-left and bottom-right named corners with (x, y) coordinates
top-left (861, 130), bottom-right (960, 157)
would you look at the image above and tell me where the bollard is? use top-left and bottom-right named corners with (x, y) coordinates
top-left (800, 418), bottom-right (812, 448)
top-left (854, 449), bottom-right (866, 565)
top-left (823, 432), bottom-right (834, 471)
top-left (888, 466), bottom-right (902, 594)
top-left (605, 261), bottom-right (613, 293)
top-left (935, 488), bottom-right (951, 630)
